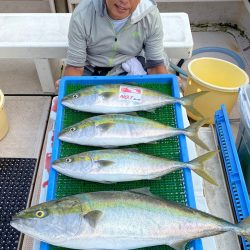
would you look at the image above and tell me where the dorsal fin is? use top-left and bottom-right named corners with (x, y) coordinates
top-left (169, 240), bottom-right (189, 250)
top-left (129, 187), bottom-right (153, 196)
top-left (122, 148), bottom-right (139, 153)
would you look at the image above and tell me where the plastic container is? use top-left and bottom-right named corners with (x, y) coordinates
top-left (0, 89), bottom-right (9, 140)
top-left (161, 13), bottom-right (193, 59)
top-left (215, 105), bottom-right (250, 250)
top-left (236, 84), bottom-right (250, 195)
top-left (184, 57), bottom-right (249, 124)
top-left (41, 75), bottom-right (202, 250)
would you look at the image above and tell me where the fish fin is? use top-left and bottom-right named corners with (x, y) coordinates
top-left (153, 176), bottom-right (162, 180)
top-left (122, 147), bottom-right (139, 152)
top-left (146, 109), bottom-right (156, 113)
top-left (146, 141), bottom-right (158, 145)
top-left (184, 119), bottom-right (210, 150)
top-left (95, 160), bottom-right (114, 167)
top-left (236, 215), bottom-right (250, 241)
top-left (188, 151), bottom-right (219, 186)
top-left (96, 123), bottom-right (114, 132)
top-left (108, 112), bottom-right (138, 116)
top-left (129, 187), bottom-right (153, 196)
top-left (84, 210), bottom-right (102, 228)
top-left (179, 91), bottom-right (209, 118)
top-left (98, 181), bottom-right (114, 184)
top-left (120, 112), bottom-right (138, 116)
top-left (102, 145), bottom-right (117, 149)
top-left (101, 92), bottom-right (115, 98)
top-left (169, 241), bottom-right (189, 250)
top-left (128, 112), bottom-right (138, 116)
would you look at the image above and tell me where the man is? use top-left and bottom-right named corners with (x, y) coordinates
top-left (56, 0), bottom-right (168, 89)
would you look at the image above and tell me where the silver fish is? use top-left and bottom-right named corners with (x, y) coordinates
top-left (52, 149), bottom-right (217, 185)
top-left (61, 84), bottom-right (207, 117)
top-left (58, 114), bottom-right (210, 150)
top-left (11, 190), bottom-right (250, 250)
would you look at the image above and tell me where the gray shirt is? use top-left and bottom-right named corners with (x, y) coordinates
top-left (67, 0), bottom-right (165, 69)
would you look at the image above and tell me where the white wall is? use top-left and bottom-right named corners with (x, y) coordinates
top-left (238, 0), bottom-right (250, 36)
top-left (157, 1), bottom-right (250, 36)
top-left (157, 1), bottom-right (240, 24)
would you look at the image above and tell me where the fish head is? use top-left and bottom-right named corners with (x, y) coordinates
top-left (62, 88), bottom-right (99, 110)
top-left (52, 153), bottom-right (93, 175)
top-left (58, 120), bottom-right (96, 144)
top-left (10, 197), bottom-right (83, 244)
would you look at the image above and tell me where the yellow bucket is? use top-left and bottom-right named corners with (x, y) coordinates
top-left (0, 89), bottom-right (9, 140)
top-left (184, 57), bottom-right (249, 124)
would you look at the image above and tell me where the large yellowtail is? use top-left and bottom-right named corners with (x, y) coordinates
top-left (61, 84), bottom-right (208, 117)
top-left (11, 190), bottom-right (250, 250)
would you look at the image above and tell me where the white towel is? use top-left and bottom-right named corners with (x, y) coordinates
top-left (122, 57), bottom-right (147, 75)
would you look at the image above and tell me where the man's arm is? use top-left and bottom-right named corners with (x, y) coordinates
top-left (55, 65), bottom-right (84, 90)
top-left (144, 8), bottom-right (170, 75)
top-left (55, 9), bottom-right (87, 91)
top-left (64, 65), bottom-right (84, 76)
top-left (147, 64), bottom-right (168, 75)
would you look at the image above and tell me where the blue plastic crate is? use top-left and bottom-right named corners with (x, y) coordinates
top-left (215, 105), bottom-right (250, 250)
top-left (41, 74), bottom-right (202, 250)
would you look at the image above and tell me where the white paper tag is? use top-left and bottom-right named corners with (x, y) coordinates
top-left (119, 85), bottom-right (142, 104)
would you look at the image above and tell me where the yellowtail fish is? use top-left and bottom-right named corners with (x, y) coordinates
top-left (52, 149), bottom-right (217, 185)
top-left (58, 114), bottom-right (210, 150)
top-left (61, 84), bottom-right (207, 117)
top-left (11, 190), bottom-right (250, 250)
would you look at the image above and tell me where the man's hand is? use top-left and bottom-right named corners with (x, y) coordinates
top-left (55, 79), bottom-right (60, 92)
top-left (148, 64), bottom-right (183, 90)
top-left (55, 65), bottom-right (84, 92)
top-left (147, 64), bottom-right (168, 74)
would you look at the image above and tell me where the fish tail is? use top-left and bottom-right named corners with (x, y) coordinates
top-left (179, 91), bottom-right (209, 118)
top-left (236, 216), bottom-right (250, 241)
top-left (187, 151), bottom-right (218, 185)
top-left (184, 119), bottom-right (210, 150)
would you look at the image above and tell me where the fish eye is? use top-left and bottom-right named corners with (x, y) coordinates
top-left (70, 127), bottom-right (76, 132)
top-left (65, 158), bottom-right (72, 163)
top-left (35, 210), bottom-right (46, 218)
top-left (73, 94), bottom-right (79, 99)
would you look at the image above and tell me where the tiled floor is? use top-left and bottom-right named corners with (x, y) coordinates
top-left (0, 96), bottom-right (51, 158)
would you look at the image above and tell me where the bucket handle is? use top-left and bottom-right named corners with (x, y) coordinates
top-left (0, 90), bottom-right (4, 108)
